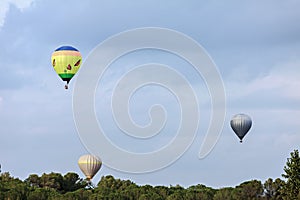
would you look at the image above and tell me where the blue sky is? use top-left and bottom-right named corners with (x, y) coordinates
top-left (0, 0), bottom-right (300, 188)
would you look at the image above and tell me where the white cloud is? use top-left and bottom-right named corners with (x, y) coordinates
top-left (0, 96), bottom-right (3, 108)
top-left (228, 60), bottom-right (300, 101)
top-left (0, 0), bottom-right (34, 28)
top-left (0, 2), bottom-right (9, 27)
top-left (248, 73), bottom-right (300, 100)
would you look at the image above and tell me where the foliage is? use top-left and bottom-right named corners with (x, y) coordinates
top-left (233, 180), bottom-right (264, 200)
top-left (263, 178), bottom-right (285, 199)
top-left (0, 149), bottom-right (299, 199)
top-left (281, 149), bottom-right (300, 200)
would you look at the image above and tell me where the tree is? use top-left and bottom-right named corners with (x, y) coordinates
top-left (0, 172), bottom-right (29, 200)
top-left (186, 184), bottom-right (216, 200)
top-left (166, 192), bottom-right (185, 200)
top-left (60, 188), bottom-right (91, 200)
top-left (154, 185), bottom-right (169, 199)
top-left (27, 188), bottom-right (53, 200)
top-left (62, 172), bottom-right (87, 193)
top-left (263, 178), bottom-right (285, 199)
top-left (234, 180), bottom-right (264, 200)
top-left (213, 187), bottom-right (234, 200)
top-left (138, 192), bottom-right (162, 200)
top-left (25, 174), bottom-right (40, 187)
top-left (281, 149), bottom-right (300, 200)
top-left (168, 184), bottom-right (185, 200)
top-left (40, 172), bottom-right (64, 191)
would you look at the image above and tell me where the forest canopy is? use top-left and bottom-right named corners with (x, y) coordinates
top-left (0, 149), bottom-right (299, 200)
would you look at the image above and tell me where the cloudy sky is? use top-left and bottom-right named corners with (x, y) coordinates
top-left (0, 0), bottom-right (300, 188)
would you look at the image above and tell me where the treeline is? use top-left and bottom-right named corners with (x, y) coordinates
top-left (0, 149), bottom-right (299, 200)
top-left (0, 173), bottom-right (285, 200)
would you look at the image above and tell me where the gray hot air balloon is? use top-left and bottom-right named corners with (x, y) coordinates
top-left (230, 114), bottom-right (252, 143)
top-left (78, 154), bottom-right (102, 181)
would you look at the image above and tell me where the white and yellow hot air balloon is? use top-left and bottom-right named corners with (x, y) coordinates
top-left (78, 154), bottom-right (102, 181)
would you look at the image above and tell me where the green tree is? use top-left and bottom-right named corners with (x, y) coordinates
top-left (25, 174), bottom-right (41, 187)
top-left (138, 192), bottom-right (162, 200)
top-left (138, 184), bottom-right (164, 200)
top-left (40, 172), bottom-right (64, 191)
top-left (121, 183), bottom-right (140, 199)
top-left (0, 172), bottom-right (29, 200)
top-left (213, 187), bottom-right (234, 200)
top-left (167, 184), bottom-right (185, 200)
top-left (166, 192), bottom-right (185, 200)
top-left (154, 185), bottom-right (169, 199)
top-left (59, 188), bottom-right (91, 200)
top-left (186, 184), bottom-right (216, 200)
top-left (62, 172), bottom-right (87, 193)
top-left (234, 180), bottom-right (264, 200)
top-left (281, 149), bottom-right (300, 200)
top-left (27, 187), bottom-right (54, 200)
top-left (263, 178), bottom-right (285, 199)
top-left (94, 175), bottom-right (140, 199)
top-left (96, 175), bottom-right (121, 190)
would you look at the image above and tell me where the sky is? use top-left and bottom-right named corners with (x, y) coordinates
top-left (0, 0), bottom-right (300, 188)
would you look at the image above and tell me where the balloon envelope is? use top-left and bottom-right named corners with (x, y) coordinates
top-left (230, 114), bottom-right (252, 142)
top-left (51, 46), bottom-right (82, 88)
top-left (78, 154), bottom-right (102, 180)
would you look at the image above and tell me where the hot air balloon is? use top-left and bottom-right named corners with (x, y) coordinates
top-left (78, 154), bottom-right (102, 181)
top-left (51, 46), bottom-right (82, 89)
top-left (230, 113), bottom-right (252, 143)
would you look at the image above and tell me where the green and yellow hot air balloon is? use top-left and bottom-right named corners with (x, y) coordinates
top-left (51, 46), bottom-right (82, 89)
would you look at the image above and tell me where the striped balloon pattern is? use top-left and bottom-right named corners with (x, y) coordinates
top-left (78, 154), bottom-right (102, 181)
top-left (51, 46), bottom-right (82, 89)
top-left (230, 114), bottom-right (252, 143)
